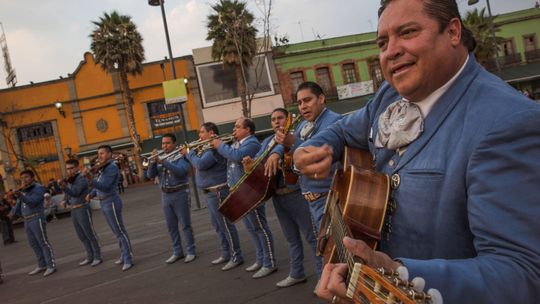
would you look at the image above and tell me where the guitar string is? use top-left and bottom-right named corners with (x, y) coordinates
top-left (329, 199), bottom-right (418, 304)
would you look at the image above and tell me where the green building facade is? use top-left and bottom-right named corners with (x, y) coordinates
top-left (272, 6), bottom-right (540, 105)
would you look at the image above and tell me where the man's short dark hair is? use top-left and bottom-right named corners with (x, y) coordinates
top-left (97, 145), bottom-right (113, 153)
top-left (272, 107), bottom-right (289, 117)
top-left (296, 81), bottom-right (325, 98)
top-left (201, 122), bottom-right (219, 135)
top-left (162, 133), bottom-right (177, 143)
top-left (378, 0), bottom-right (476, 52)
top-left (20, 169), bottom-right (34, 178)
top-left (66, 159), bottom-right (79, 167)
top-left (242, 118), bottom-right (256, 135)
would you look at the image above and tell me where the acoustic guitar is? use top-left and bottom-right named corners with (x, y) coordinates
top-left (219, 113), bottom-right (301, 223)
top-left (318, 147), bottom-right (442, 304)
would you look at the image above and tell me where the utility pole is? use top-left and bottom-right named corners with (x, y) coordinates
top-left (0, 22), bottom-right (17, 87)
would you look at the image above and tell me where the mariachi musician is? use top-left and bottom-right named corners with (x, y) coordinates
top-left (213, 117), bottom-right (277, 278)
top-left (8, 169), bottom-right (56, 277)
top-left (146, 133), bottom-right (196, 264)
top-left (243, 108), bottom-right (322, 288)
top-left (59, 158), bottom-right (102, 267)
top-left (184, 123), bottom-right (243, 270)
top-left (275, 81), bottom-right (341, 233)
top-left (84, 145), bottom-right (133, 271)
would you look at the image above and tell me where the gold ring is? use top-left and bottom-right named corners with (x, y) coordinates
top-left (331, 295), bottom-right (338, 304)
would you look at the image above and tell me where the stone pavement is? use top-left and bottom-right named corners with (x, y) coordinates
top-left (0, 182), bottom-right (326, 304)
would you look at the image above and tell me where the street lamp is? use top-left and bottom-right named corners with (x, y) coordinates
top-left (55, 101), bottom-right (66, 118)
top-left (148, 0), bottom-right (189, 142)
top-left (468, 0), bottom-right (502, 74)
top-left (149, 0), bottom-right (201, 209)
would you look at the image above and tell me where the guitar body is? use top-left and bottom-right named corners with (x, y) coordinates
top-left (218, 156), bottom-right (277, 223)
top-left (318, 147), bottom-right (390, 264)
top-left (219, 113), bottom-right (301, 223)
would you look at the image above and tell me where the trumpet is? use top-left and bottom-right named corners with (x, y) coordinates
top-left (142, 134), bottom-right (235, 167)
top-left (186, 133), bottom-right (234, 156)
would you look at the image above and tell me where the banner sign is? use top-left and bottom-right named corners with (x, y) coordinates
top-left (337, 81), bottom-right (374, 100)
top-left (150, 113), bottom-right (181, 129)
top-left (162, 79), bottom-right (187, 104)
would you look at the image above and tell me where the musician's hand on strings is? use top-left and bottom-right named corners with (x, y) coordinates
top-left (343, 237), bottom-right (401, 271)
top-left (275, 129), bottom-right (296, 149)
top-left (293, 144), bottom-right (333, 180)
top-left (264, 153), bottom-right (280, 177)
top-left (316, 263), bottom-right (353, 303)
top-left (242, 156), bottom-right (254, 172)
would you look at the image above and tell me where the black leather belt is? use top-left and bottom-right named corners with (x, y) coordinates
top-left (275, 187), bottom-right (297, 195)
top-left (203, 184), bottom-right (228, 194)
top-left (303, 192), bottom-right (328, 203)
top-left (162, 183), bottom-right (189, 193)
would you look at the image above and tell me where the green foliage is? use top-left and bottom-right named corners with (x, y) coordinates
top-left (464, 8), bottom-right (504, 66)
top-left (206, 0), bottom-right (257, 68)
top-left (89, 11), bottom-right (145, 75)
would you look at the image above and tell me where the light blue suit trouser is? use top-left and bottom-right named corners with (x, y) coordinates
top-left (100, 196), bottom-right (133, 265)
top-left (204, 187), bottom-right (243, 263)
top-left (273, 189), bottom-right (322, 278)
top-left (71, 205), bottom-right (101, 261)
top-left (25, 216), bottom-right (55, 269)
top-left (162, 188), bottom-right (196, 256)
top-left (242, 204), bottom-right (276, 268)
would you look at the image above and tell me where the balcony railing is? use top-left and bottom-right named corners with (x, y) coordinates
top-left (525, 49), bottom-right (540, 62)
top-left (501, 53), bottom-right (522, 66)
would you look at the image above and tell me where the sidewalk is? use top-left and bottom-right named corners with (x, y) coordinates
top-left (0, 183), bottom-right (325, 304)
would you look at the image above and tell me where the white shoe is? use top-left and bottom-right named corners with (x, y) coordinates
top-left (276, 276), bottom-right (307, 288)
top-left (91, 259), bottom-right (103, 267)
top-left (43, 268), bottom-right (56, 277)
top-left (165, 255), bottom-right (183, 264)
top-left (211, 256), bottom-right (229, 265)
top-left (122, 264), bottom-right (133, 271)
top-left (114, 259), bottom-right (123, 265)
top-left (252, 267), bottom-right (277, 279)
top-left (184, 254), bottom-right (196, 263)
top-left (78, 259), bottom-right (91, 266)
top-left (221, 260), bottom-right (243, 271)
top-left (28, 267), bottom-right (46, 276)
top-left (245, 263), bottom-right (262, 272)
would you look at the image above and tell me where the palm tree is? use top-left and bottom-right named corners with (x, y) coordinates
top-left (89, 11), bottom-right (145, 180)
top-left (464, 8), bottom-right (504, 69)
top-left (207, 0), bottom-right (258, 118)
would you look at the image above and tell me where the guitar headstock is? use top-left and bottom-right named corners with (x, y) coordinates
top-left (347, 264), bottom-right (443, 304)
top-left (283, 113), bottom-right (302, 134)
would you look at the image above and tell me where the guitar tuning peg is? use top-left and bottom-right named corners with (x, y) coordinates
top-left (396, 266), bottom-right (409, 281)
top-left (411, 277), bottom-right (425, 292)
top-left (427, 288), bottom-right (443, 304)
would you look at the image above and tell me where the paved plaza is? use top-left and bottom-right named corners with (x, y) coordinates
top-left (0, 182), bottom-right (325, 304)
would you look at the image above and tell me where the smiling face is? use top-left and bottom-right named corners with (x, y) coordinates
top-left (297, 89), bottom-right (325, 122)
top-left (377, 0), bottom-right (465, 102)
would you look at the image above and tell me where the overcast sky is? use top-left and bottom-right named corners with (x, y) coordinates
top-left (0, 0), bottom-right (536, 89)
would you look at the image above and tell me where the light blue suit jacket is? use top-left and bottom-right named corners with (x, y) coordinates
top-left (305, 56), bottom-right (540, 303)
top-left (217, 135), bottom-right (261, 187)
